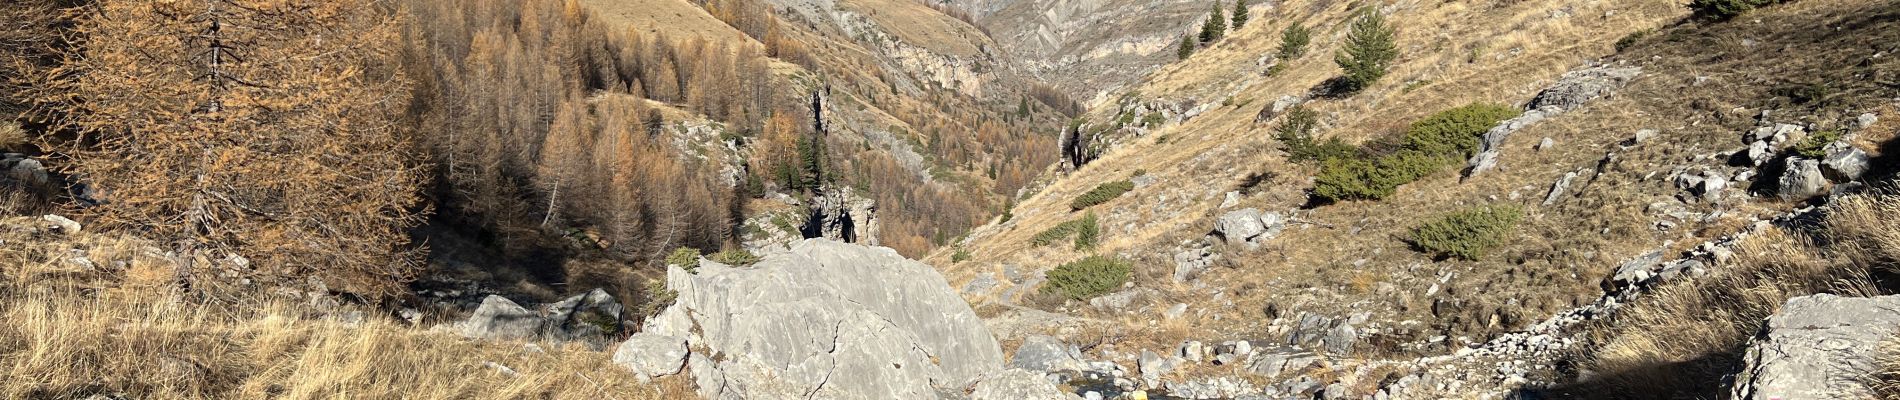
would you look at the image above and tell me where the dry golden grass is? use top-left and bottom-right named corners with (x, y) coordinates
top-left (0, 216), bottom-right (681, 399)
top-left (1566, 192), bottom-right (1898, 397)
top-left (1878, 335), bottom-right (1900, 400)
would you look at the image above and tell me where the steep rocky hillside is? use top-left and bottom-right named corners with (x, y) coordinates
top-left (964, 0), bottom-right (1223, 103)
top-left (933, 0), bottom-right (1899, 397)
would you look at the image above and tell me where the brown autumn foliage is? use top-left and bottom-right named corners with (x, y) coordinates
top-left (400, 0), bottom-right (773, 267)
top-left (20, 0), bottom-right (427, 297)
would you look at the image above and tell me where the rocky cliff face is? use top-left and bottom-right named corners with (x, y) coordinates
top-left (970, 0), bottom-right (1239, 102)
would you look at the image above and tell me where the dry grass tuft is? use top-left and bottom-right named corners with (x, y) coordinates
top-left (1877, 334), bottom-right (1900, 400)
top-left (1568, 193), bottom-right (1899, 396)
top-left (0, 216), bottom-right (675, 399)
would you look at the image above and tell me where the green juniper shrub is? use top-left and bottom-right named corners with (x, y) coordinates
top-left (1791, 129), bottom-right (1843, 159)
top-left (1333, 7), bottom-right (1397, 94)
top-left (1032, 219), bottom-right (1084, 247)
top-left (1073, 213), bottom-right (1100, 250)
top-left (709, 248), bottom-right (761, 266)
top-left (1276, 106), bottom-right (1359, 164)
top-left (1312, 150), bottom-right (1445, 202)
top-left (1400, 103), bottom-right (1519, 159)
top-left (952, 247), bottom-right (973, 263)
top-left (1688, 0), bottom-right (1781, 20)
top-left (1411, 205), bottom-right (1523, 260)
top-left (1070, 180), bottom-right (1135, 210)
top-left (1041, 255), bottom-right (1132, 300)
top-left (665, 247), bottom-right (701, 271)
top-left (1614, 29), bottom-right (1650, 52)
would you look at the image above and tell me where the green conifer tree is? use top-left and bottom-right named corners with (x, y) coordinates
top-left (1333, 8), bottom-right (1396, 93)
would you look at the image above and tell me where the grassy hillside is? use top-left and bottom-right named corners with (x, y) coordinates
top-left (935, 0), bottom-right (1899, 376)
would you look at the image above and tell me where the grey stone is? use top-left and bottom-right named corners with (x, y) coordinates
top-left (1245, 348), bottom-right (1319, 378)
top-left (7, 157), bottom-right (47, 185)
top-left (1179, 340), bottom-right (1204, 362)
top-left (542, 288), bottom-right (624, 344)
top-left (1525, 66), bottom-right (1641, 111)
top-left (1856, 113), bottom-right (1878, 130)
top-left (1466, 108), bottom-right (1553, 177)
top-left (1629, 129), bottom-right (1659, 144)
top-left (1172, 248), bottom-right (1213, 283)
top-left (1011, 335), bottom-right (1089, 373)
top-left (1323, 323), bottom-right (1358, 355)
top-left (40, 215), bottom-right (81, 235)
top-left (1543, 171), bottom-right (1578, 205)
top-left (1131, 174), bottom-right (1158, 188)
top-left (1777, 157), bottom-right (1828, 201)
top-left (1535, 137), bottom-right (1555, 151)
top-left (969, 369), bottom-right (1080, 400)
top-left (642, 239), bottom-right (1004, 399)
top-left (1745, 140), bottom-right (1774, 166)
top-left (1164, 303), bottom-right (1189, 320)
top-left (1611, 250), bottom-right (1665, 288)
top-left (804, 185), bottom-right (879, 245)
top-left (962, 274), bottom-right (1000, 297)
top-left (1675, 170), bottom-right (1728, 202)
top-left (460, 295), bottom-right (545, 341)
top-left (1214, 208), bottom-right (1267, 246)
top-left (1731, 294), bottom-right (1900, 400)
top-left (1820, 144), bottom-right (1869, 182)
top-left (1220, 191), bottom-right (1241, 209)
top-left (612, 332), bottom-right (688, 379)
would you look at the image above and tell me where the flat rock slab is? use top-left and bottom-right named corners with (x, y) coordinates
top-left (1731, 294), bottom-right (1900, 400)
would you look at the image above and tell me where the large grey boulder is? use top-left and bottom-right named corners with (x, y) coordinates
top-left (460, 295), bottom-right (545, 341)
top-left (968, 368), bottom-right (1082, 400)
top-left (1731, 294), bottom-right (1900, 400)
top-left (1777, 157), bottom-right (1828, 201)
top-left (641, 239), bottom-right (1005, 400)
top-left (612, 332), bottom-right (688, 380)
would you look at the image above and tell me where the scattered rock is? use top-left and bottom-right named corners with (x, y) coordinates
top-left (1627, 129), bottom-right (1659, 145)
top-left (1855, 113), bottom-right (1878, 130)
top-left (1245, 347), bottom-right (1320, 378)
top-left (1776, 157), bottom-right (1828, 201)
top-left (40, 215), bottom-right (81, 235)
top-left (1012, 335), bottom-right (1089, 374)
top-left (1524, 66), bottom-right (1642, 111)
top-left (1212, 208), bottom-right (1286, 248)
top-left (1543, 171), bottom-right (1578, 205)
top-left (969, 369), bottom-right (1081, 400)
top-left (1674, 169), bottom-right (1728, 202)
top-left (1179, 340), bottom-right (1205, 362)
top-left (1535, 137), bottom-right (1555, 152)
top-left (1744, 140), bottom-right (1774, 166)
top-left (1172, 248), bottom-right (1216, 283)
top-left (460, 295), bottom-right (545, 341)
top-left (1731, 294), bottom-right (1900, 400)
top-left (612, 332), bottom-right (688, 380)
top-left (1610, 250), bottom-right (1665, 289)
top-left (1820, 143), bottom-right (1869, 182)
top-left (542, 288), bottom-right (624, 344)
